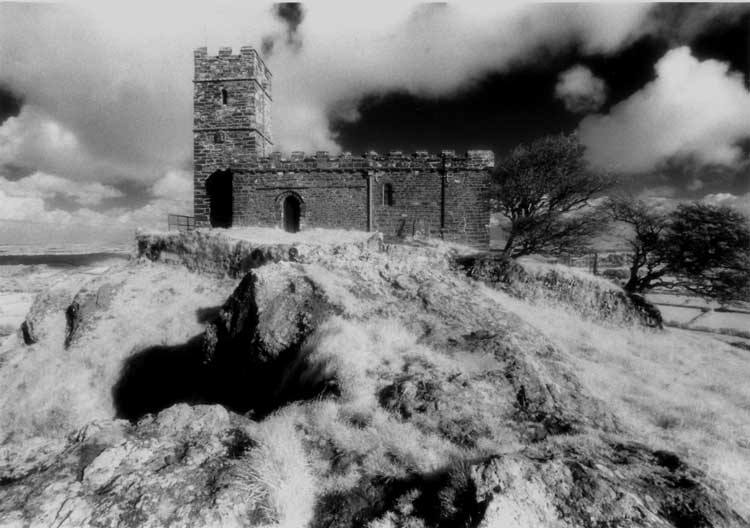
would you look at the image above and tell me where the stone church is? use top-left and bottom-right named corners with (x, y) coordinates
top-left (193, 46), bottom-right (494, 246)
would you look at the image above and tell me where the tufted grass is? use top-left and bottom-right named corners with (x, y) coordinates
top-left (486, 284), bottom-right (750, 518)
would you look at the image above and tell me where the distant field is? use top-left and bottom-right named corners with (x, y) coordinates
top-left (648, 293), bottom-right (718, 309)
top-left (0, 252), bottom-right (129, 267)
top-left (0, 253), bottom-right (129, 338)
top-left (658, 305), bottom-right (705, 325)
top-left (692, 311), bottom-right (750, 335)
top-left (647, 291), bottom-right (750, 338)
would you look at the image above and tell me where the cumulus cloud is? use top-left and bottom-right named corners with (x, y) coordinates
top-left (0, 2), bottom-right (654, 169)
top-left (702, 191), bottom-right (750, 217)
top-left (623, 188), bottom-right (750, 218)
top-left (0, 106), bottom-right (137, 185)
top-left (579, 47), bottom-right (750, 172)
top-left (0, 167), bottom-right (191, 245)
top-left (638, 185), bottom-right (678, 200)
top-left (151, 170), bottom-right (193, 201)
top-left (555, 65), bottom-right (607, 113)
top-left (0, 172), bottom-right (122, 206)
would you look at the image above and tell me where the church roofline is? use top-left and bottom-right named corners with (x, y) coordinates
top-left (225, 150), bottom-right (495, 172)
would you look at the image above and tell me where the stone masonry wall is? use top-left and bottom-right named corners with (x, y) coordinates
top-left (194, 47), bottom-right (272, 226)
top-left (372, 171), bottom-right (442, 239)
top-left (443, 169), bottom-right (492, 245)
top-left (233, 171), bottom-right (368, 231)
top-left (226, 151), bottom-right (493, 246)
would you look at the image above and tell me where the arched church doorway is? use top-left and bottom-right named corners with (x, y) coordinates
top-left (283, 195), bottom-right (301, 233)
top-left (205, 170), bottom-right (233, 228)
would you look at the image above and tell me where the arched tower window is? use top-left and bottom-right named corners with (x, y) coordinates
top-left (383, 183), bottom-right (394, 206)
top-left (213, 131), bottom-right (225, 143)
top-left (220, 88), bottom-right (228, 105)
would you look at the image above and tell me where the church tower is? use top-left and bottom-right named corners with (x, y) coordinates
top-left (193, 46), bottom-right (272, 227)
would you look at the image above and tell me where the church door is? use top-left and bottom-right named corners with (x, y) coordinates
top-left (205, 170), bottom-right (233, 228)
top-left (283, 195), bottom-right (301, 233)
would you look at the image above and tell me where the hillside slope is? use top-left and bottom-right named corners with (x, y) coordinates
top-left (0, 229), bottom-right (747, 527)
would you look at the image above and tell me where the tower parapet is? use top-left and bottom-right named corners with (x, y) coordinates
top-left (194, 46), bottom-right (272, 94)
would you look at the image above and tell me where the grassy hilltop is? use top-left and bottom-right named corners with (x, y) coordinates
top-left (0, 229), bottom-right (748, 527)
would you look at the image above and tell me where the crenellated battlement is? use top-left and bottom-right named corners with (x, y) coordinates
top-left (236, 149), bottom-right (495, 172)
top-left (194, 45), bottom-right (273, 159)
top-left (194, 46), bottom-right (272, 92)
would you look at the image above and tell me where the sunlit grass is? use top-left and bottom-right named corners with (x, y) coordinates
top-left (485, 281), bottom-right (750, 517)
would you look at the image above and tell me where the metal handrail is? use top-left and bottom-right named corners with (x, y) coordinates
top-left (167, 214), bottom-right (195, 232)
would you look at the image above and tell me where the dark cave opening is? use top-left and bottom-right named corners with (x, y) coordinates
top-left (111, 328), bottom-right (339, 423)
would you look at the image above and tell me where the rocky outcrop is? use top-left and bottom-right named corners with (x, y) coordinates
top-left (0, 405), bottom-right (302, 528)
top-left (469, 442), bottom-right (745, 528)
top-left (319, 441), bottom-right (745, 528)
top-left (0, 232), bottom-right (745, 527)
top-left (20, 287), bottom-right (78, 345)
top-left (64, 282), bottom-right (122, 348)
top-left (208, 264), bottom-right (339, 363)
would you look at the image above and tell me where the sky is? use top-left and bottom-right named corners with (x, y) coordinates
top-left (0, 1), bottom-right (748, 247)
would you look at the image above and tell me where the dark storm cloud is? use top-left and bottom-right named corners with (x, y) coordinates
top-left (0, 85), bottom-right (22, 126)
top-left (275, 3), bottom-right (304, 36)
top-left (627, 154), bottom-right (750, 199)
top-left (263, 3), bottom-right (305, 56)
top-left (0, 164), bottom-right (35, 182)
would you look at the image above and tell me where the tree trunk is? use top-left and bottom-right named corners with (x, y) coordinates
top-left (502, 232), bottom-right (516, 256)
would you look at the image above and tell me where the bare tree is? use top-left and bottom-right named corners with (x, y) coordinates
top-left (490, 134), bottom-right (613, 258)
top-left (610, 197), bottom-right (750, 302)
top-left (609, 196), bottom-right (670, 292)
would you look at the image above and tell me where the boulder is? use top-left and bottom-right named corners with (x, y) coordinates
top-left (65, 282), bottom-right (121, 348)
top-left (207, 263), bottom-right (339, 363)
top-left (21, 287), bottom-right (77, 345)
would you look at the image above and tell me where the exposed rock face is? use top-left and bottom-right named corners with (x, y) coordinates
top-left (209, 264), bottom-right (338, 363)
top-left (0, 405), bottom-right (290, 528)
top-left (0, 232), bottom-right (746, 527)
top-left (469, 442), bottom-right (745, 528)
top-left (20, 286), bottom-right (78, 345)
top-left (64, 282), bottom-right (122, 348)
